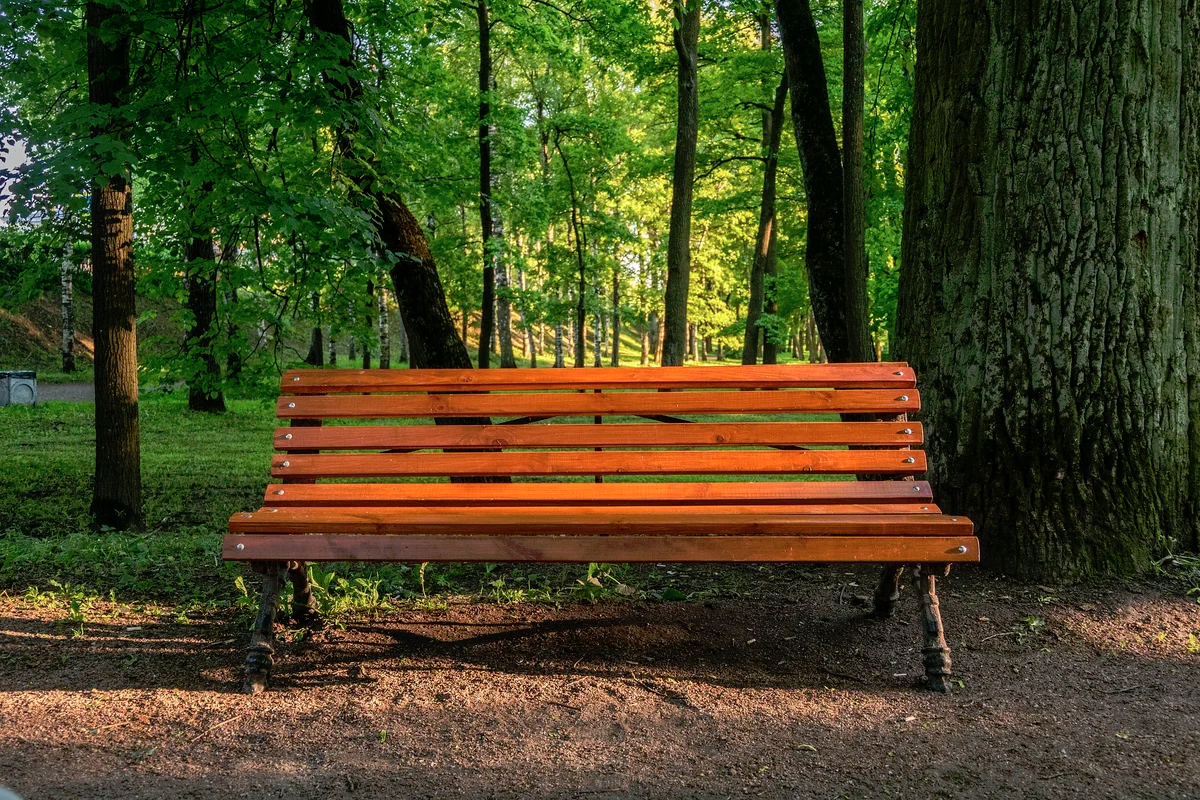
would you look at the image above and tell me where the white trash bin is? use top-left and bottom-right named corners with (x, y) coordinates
top-left (0, 371), bottom-right (37, 406)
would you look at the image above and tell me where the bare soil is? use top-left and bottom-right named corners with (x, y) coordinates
top-left (1, 565), bottom-right (1198, 799)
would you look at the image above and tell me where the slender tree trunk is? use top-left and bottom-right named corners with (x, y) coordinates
top-left (362, 279), bottom-right (374, 369)
top-left (329, 332), bottom-right (337, 365)
top-left (476, 0), bottom-right (497, 369)
top-left (60, 239), bottom-right (75, 373)
top-left (185, 233), bottom-right (227, 411)
top-left (841, 0), bottom-right (872, 362)
top-left (610, 265), bottom-right (620, 366)
top-left (899, 0), bottom-right (1200, 577)
top-left (776, 0), bottom-right (871, 363)
top-left (662, 0), bottom-right (701, 366)
top-left (87, 0), bottom-right (141, 529)
top-left (640, 315), bottom-right (649, 365)
top-left (378, 282), bottom-right (391, 369)
top-left (555, 137), bottom-right (588, 368)
top-left (304, 292), bottom-right (324, 366)
top-left (743, 64), bottom-right (789, 364)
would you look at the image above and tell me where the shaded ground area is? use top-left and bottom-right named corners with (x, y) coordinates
top-left (35, 383), bottom-right (94, 402)
top-left (1, 565), bottom-right (1197, 799)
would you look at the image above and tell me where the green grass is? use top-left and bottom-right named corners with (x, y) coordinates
top-left (0, 393), bottom-right (839, 613)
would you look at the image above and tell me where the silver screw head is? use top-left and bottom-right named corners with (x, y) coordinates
top-left (898, 395), bottom-right (909, 402)
top-left (287, 402), bottom-right (296, 408)
top-left (236, 543), bottom-right (245, 551)
top-left (902, 428), bottom-right (913, 435)
top-left (903, 456), bottom-right (916, 463)
top-left (956, 545), bottom-right (968, 554)
top-left (267, 508), bottom-right (278, 513)
top-left (921, 506), bottom-right (929, 510)
top-left (274, 489), bottom-right (284, 495)
top-left (284, 433), bottom-right (293, 440)
top-left (913, 486), bottom-right (921, 492)
top-left (281, 460), bottom-right (290, 467)
top-left (894, 370), bottom-right (904, 376)
top-left (293, 376), bottom-right (300, 381)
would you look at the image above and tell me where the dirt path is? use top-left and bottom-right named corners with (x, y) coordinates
top-left (34, 383), bottom-right (94, 402)
top-left (1, 567), bottom-right (1197, 799)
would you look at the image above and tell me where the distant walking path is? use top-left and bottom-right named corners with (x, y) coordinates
top-left (36, 382), bottom-right (184, 403)
top-left (38, 383), bottom-right (94, 402)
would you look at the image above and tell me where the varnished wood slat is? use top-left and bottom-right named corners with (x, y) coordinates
top-left (229, 508), bottom-right (972, 536)
top-left (273, 421), bottom-right (924, 451)
top-left (260, 480), bottom-right (937, 506)
top-left (223, 533), bottom-right (979, 563)
top-left (280, 363), bottom-right (916, 394)
top-left (277, 389), bottom-right (921, 419)
top-left (270, 450), bottom-right (927, 478)
top-left (257, 501), bottom-right (938, 515)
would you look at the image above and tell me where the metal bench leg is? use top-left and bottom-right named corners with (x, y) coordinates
top-left (287, 561), bottom-right (324, 630)
top-left (872, 563), bottom-right (906, 617)
top-left (243, 561), bottom-right (288, 695)
top-left (915, 564), bottom-right (953, 693)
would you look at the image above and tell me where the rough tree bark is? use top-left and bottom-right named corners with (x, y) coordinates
top-left (898, 0), bottom-right (1200, 578)
top-left (661, 0), bottom-right (701, 366)
top-left (775, 0), bottom-right (871, 363)
top-left (306, 0), bottom-right (472, 370)
top-left (87, 0), bottom-right (141, 529)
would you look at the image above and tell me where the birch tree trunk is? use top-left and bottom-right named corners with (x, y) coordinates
top-left (60, 239), bottom-right (75, 373)
top-left (898, 0), bottom-right (1200, 578)
top-left (378, 282), bottom-right (391, 369)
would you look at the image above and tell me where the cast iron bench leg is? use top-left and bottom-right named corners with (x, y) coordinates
top-left (287, 561), bottom-right (323, 630)
top-left (872, 563), bottom-right (906, 618)
top-left (915, 563), bottom-right (953, 693)
top-left (243, 561), bottom-right (288, 694)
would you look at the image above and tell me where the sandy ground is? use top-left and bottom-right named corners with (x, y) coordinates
top-left (1, 565), bottom-right (1198, 799)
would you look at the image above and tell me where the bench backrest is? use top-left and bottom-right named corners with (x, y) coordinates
top-left (263, 363), bottom-right (934, 510)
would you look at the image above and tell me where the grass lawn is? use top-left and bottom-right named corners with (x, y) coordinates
top-left (0, 393), bottom-right (826, 614)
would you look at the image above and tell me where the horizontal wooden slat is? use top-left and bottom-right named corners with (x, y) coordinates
top-left (229, 508), bottom-right (972, 536)
top-left (270, 450), bottom-right (927, 478)
top-left (281, 363), bottom-right (916, 394)
top-left (273, 422), bottom-right (924, 451)
top-left (277, 390), bottom-right (920, 420)
top-left (224, 533), bottom-right (979, 563)
top-left (261, 480), bottom-right (936, 507)
top-left (255, 502), bottom-right (939, 516)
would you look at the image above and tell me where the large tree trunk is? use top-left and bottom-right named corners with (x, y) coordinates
top-left (305, 0), bottom-right (472, 371)
top-left (87, 0), bottom-right (141, 530)
top-left (898, 0), bottom-right (1200, 578)
top-left (184, 233), bottom-right (227, 412)
top-left (661, 0), bottom-right (700, 366)
top-left (776, 0), bottom-right (871, 363)
top-left (60, 239), bottom-right (75, 373)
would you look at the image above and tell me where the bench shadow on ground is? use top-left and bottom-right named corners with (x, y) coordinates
top-left (0, 595), bottom-right (934, 694)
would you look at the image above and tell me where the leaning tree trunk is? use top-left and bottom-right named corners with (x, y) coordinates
top-left (776, 0), bottom-right (871, 363)
top-left (306, 0), bottom-right (472, 371)
top-left (60, 238), bottom-right (75, 373)
top-left (87, 0), bottom-right (141, 530)
top-left (898, 0), bottom-right (1200, 578)
top-left (661, 0), bottom-right (700, 366)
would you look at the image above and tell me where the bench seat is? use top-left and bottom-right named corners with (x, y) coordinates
top-left (226, 363), bottom-right (977, 694)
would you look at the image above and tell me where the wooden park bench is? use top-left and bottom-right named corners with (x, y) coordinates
top-left (225, 363), bottom-right (977, 694)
